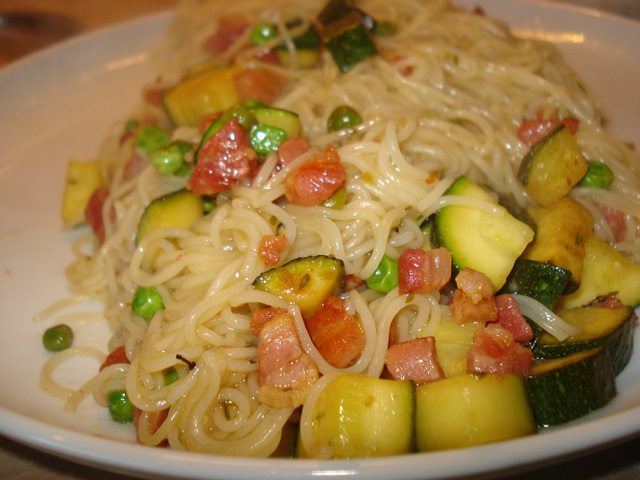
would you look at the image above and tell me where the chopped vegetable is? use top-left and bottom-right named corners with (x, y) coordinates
top-left (322, 187), bottom-right (347, 209)
top-left (163, 367), bottom-right (179, 386)
top-left (250, 124), bottom-right (288, 155)
top-left (366, 255), bottom-right (398, 293)
top-left (302, 374), bottom-right (415, 458)
top-left (518, 124), bottom-right (588, 207)
top-left (558, 234), bottom-right (640, 308)
top-left (252, 255), bottom-right (345, 317)
top-left (132, 286), bottom-right (165, 320)
top-left (528, 347), bottom-right (616, 428)
top-left (135, 125), bottom-right (171, 154)
top-left (42, 324), bottom-right (73, 352)
top-left (136, 189), bottom-right (204, 244)
top-left (522, 197), bottom-right (594, 287)
top-left (108, 390), bottom-right (134, 423)
top-left (249, 22), bottom-right (277, 45)
top-left (316, 0), bottom-right (379, 72)
top-left (150, 140), bottom-right (193, 176)
top-left (500, 258), bottom-right (572, 311)
top-left (163, 66), bottom-right (242, 127)
top-left (534, 305), bottom-right (634, 376)
top-left (61, 160), bottom-right (105, 227)
top-left (250, 106), bottom-right (301, 139)
top-left (327, 105), bottom-right (362, 132)
top-left (578, 160), bottom-right (615, 189)
top-left (415, 373), bottom-right (536, 451)
top-left (436, 176), bottom-right (535, 291)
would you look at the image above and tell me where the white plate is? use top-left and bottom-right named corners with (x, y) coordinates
top-left (0, 1), bottom-right (639, 479)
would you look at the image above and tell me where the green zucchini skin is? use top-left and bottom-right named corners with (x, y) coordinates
top-left (500, 259), bottom-right (572, 310)
top-left (533, 305), bottom-right (634, 377)
top-left (528, 347), bottom-right (616, 428)
top-left (435, 176), bottom-right (535, 291)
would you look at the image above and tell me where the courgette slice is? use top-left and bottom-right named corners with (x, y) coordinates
top-left (415, 373), bottom-right (536, 451)
top-left (316, 0), bottom-right (378, 73)
top-left (301, 374), bottom-right (415, 459)
top-left (135, 189), bottom-right (204, 245)
top-left (162, 66), bottom-right (242, 127)
top-left (429, 312), bottom-right (482, 378)
top-left (528, 347), bottom-right (616, 428)
top-left (517, 124), bottom-right (588, 207)
top-left (435, 176), bottom-right (535, 291)
top-left (252, 255), bottom-right (345, 317)
top-left (558, 234), bottom-right (640, 309)
top-left (61, 160), bottom-right (105, 227)
top-left (534, 305), bottom-right (634, 376)
top-left (522, 197), bottom-right (594, 287)
top-left (250, 107), bottom-right (301, 139)
top-left (500, 259), bottom-right (572, 310)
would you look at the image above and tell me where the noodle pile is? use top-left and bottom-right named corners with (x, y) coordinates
top-left (41, 0), bottom-right (640, 458)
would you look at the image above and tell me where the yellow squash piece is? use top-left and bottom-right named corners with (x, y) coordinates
top-left (301, 374), bottom-right (415, 459)
top-left (61, 160), bottom-right (104, 227)
top-left (518, 125), bottom-right (588, 207)
top-left (415, 373), bottom-right (536, 451)
top-left (428, 312), bottom-right (482, 378)
top-left (163, 66), bottom-right (242, 127)
top-left (523, 197), bottom-right (594, 285)
top-left (558, 234), bottom-right (640, 308)
top-left (135, 189), bottom-right (204, 245)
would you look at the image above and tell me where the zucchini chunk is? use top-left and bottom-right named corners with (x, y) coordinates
top-left (301, 374), bottom-right (415, 458)
top-left (500, 259), bottom-right (572, 310)
top-left (435, 176), bottom-right (535, 291)
top-left (316, 0), bottom-right (378, 73)
top-left (415, 373), bottom-right (536, 451)
top-left (61, 160), bottom-right (105, 227)
top-left (252, 255), bottom-right (345, 317)
top-left (522, 197), bottom-right (594, 287)
top-left (162, 66), bottom-right (242, 127)
top-left (558, 234), bottom-right (640, 308)
top-left (250, 107), bottom-right (301, 139)
top-left (528, 347), bottom-right (616, 428)
top-left (517, 124), bottom-right (588, 207)
top-left (135, 189), bottom-right (204, 244)
top-left (429, 312), bottom-right (482, 378)
top-left (533, 305), bottom-right (634, 376)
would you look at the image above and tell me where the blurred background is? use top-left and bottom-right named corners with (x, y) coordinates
top-left (0, 0), bottom-right (639, 68)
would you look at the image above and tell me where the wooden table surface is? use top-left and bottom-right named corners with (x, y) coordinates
top-left (0, 1), bottom-right (639, 479)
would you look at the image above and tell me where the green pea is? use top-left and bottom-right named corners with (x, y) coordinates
top-left (135, 125), bottom-right (171, 154)
top-left (107, 390), bottom-right (133, 423)
top-left (124, 119), bottom-right (139, 132)
top-left (327, 105), bottom-right (362, 132)
top-left (366, 255), bottom-right (399, 293)
top-left (204, 104), bottom-right (258, 141)
top-left (202, 195), bottom-right (216, 214)
top-left (578, 160), bottom-right (615, 190)
top-left (322, 187), bottom-right (347, 210)
top-left (132, 286), bottom-right (165, 320)
top-left (163, 367), bottom-right (179, 386)
top-left (150, 140), bottom-right (193, 175)
top-left (250, 124), bottom-right (288, 155)
top-left (249, 22), bottom-right (277, 46)
top-left (42, 324), bottom-right (73, 352)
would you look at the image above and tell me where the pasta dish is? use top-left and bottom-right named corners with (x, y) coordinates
top-left (40, 0), bottom-right (640, 459)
